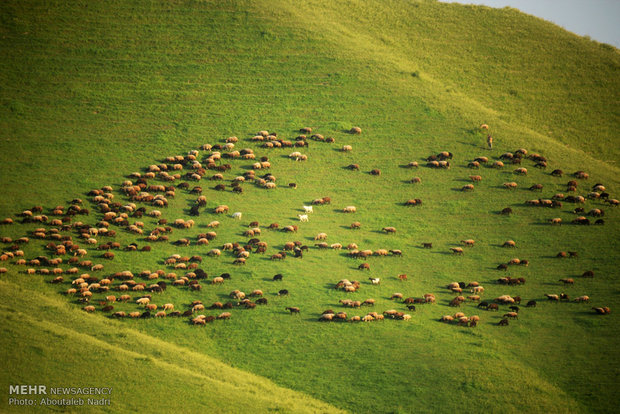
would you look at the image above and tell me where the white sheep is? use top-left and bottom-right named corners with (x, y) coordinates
top-left (298, 214), bottom-right (309, 222)
top-left (232, 212), bottom-right (242, 220)
top-left (369, 277), bottom-right (381, 285)
top-left (303, 205), bottom-right (313, 213)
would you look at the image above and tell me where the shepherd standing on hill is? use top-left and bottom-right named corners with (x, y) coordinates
top-left (480, 124), bottom-right (492, 149)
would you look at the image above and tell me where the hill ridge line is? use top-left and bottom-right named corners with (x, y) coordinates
top-left (0, 280), bottom-right (347, 414)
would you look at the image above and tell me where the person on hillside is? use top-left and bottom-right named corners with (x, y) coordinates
top-left (487, 134), bottom-right (493, 149)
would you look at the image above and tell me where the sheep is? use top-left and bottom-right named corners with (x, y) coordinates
top-left (369, 277), bottom-right (380, 285)
top-left (342, 145), bottom-right (353, 152)
top-left (581, 270), bottom-right (594, 277)
top-left (136, 297), bottom-right (150, 306)
top-left (461, 184), bottom-right (474, 192)
top-left (545, 294), bottom-right (560, 301)
top-left (350, 127), bottom-right (362, 134)
top-left (303, 205), bottom-right (313, 214)
top-left (503, 182), bottom-right (518, 189)
top-left (514, 167), bottom-right (528, 175)
top-left (390, 293), bottom-right (403, 300)
top-left (343, 206), bottom-right (357, 213)
top-left (358, 263), bottom-right (370, 270)
top-left (298, 214), bottom-right (309, 222)
top-left (460, 239), bottom-right (475, 247)
top-left (450, 247), bottom-right (464, 255)
top-left (382, 227), bottom-right (396, 234)
top-left (285, 307), bottom-right (300, 314)
top-left (314, 233), bottom-right (327, 240)
top-left (470, 175), bottom-right (482, 182)
top-left (232, 212), bottom-right (242, 220)
top-left (574, 296), bottom-right (590, 303)
top-left (592, 307), bottom-right (611, 315)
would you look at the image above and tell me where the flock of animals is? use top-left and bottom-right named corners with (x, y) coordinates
top-left (0, 125), bottom-right (615, 327)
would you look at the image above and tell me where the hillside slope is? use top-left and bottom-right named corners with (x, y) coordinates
top-left (0, 279), bottom-right (344, 413)
top-left (0, 1), bottom-right (618, 413)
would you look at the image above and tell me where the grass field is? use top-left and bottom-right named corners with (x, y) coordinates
top-left (0, 0), bottom-right (619, 413)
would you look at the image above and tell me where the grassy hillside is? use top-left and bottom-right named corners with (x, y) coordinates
top-left (0, 0), bottom-right (618, 413)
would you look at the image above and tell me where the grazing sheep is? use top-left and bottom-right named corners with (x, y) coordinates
top-left (358, 263), bottom-right (370, 270)
top-left (391, 293), bottom-right (403, 300)
top-left (574, 296), bottom-right (589, 303)
top-left (545, 294), bottom-right (560, 301)
top-left (342, 145), bottom-right (353, 152)
top-left (350, 127), bottom-right (362, 134)
top-left (592, 307), bottom-right (611, 315)
top-left (298, 214), bottom-right (309, 222)
top-left (369, 277), bottom-right (380, 285)
top-left (461, 184), bottom-right (474, 192)
top-left (382, 226), bottom-right (396, 234)
top-left (503, 182), bottom-right (518, 189)
top-left (314, 233), bottom-right (327, 240)
top-left (343, 206), bottom-right (357, 213)
top-left (470, 175), bottom-right (482, 182)
top-left (450, 247), bottom-right (464, 255)
top-left (285, 307), bottom-right (300, 314)
top-left (460, 239), bottom-right (475, 247)
top-left (405, 199), bottom-right (422, 206)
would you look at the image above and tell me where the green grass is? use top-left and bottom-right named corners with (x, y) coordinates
top-left (0, 0), bottom-right (619, 413)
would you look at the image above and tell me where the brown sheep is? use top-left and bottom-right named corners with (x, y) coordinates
top-left (358, 263), bottom-right (370, 270)
top-left (382, 227), bottom-right (396, 234)
top-left (450, 247), bottom-right (464, 255)
top-left (469, 175), bottom-right (482, 182)
top-left (461, 184), bottom-right (474, 191)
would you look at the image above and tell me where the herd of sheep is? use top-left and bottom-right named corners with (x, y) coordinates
top-left (0, 125), bottom-right (615, 328)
